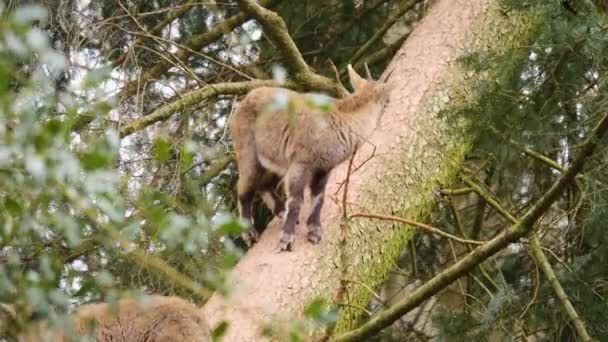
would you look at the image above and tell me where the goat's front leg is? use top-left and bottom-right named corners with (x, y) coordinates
top-left (279, 164), bottom-right (308, 251)
top-left (306, 170), bottom-right (329, 244)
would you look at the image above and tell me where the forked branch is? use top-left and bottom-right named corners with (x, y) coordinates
top-left (236, 0), bottom-right (343, 96)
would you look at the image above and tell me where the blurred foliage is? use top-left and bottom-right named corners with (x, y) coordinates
top-left (0, 4), bottom-right (246, 339)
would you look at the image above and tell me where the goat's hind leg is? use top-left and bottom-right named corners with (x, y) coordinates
top-left (236, 158), bottom-right (262, 247)
top-left (279, 164), bottom-right (309, 251)
top-left (306, 170), bottom-right (329, 244)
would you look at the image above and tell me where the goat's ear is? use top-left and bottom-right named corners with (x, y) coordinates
top-left (347, 64), bottom-right (366, 91)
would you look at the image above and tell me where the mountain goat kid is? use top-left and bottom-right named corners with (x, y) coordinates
top-left (13, 295), bottom-right (210, 342)
top-left (230, 64), bottom-right (394, 251)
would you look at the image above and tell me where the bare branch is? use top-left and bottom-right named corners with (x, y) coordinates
top-left (235, 0), bottom-right (342, 96)
top-left (119, 79), bottom-right (291, 138)
top-left (118, 0), bottom-right (276, 100)
top-left (112, 0), bottom-right (198, 66)
top-left (349, 212), bottom-right (486, 245)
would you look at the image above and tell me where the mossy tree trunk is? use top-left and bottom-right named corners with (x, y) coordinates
top-left (202, 0), bottom-right (537, 339)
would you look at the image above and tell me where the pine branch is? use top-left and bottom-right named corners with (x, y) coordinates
top-left (235, 0), bottom-right (342, 96)
top-left (119, 79), bottom-right (289, 138)
top-left (464, 168), bottom-right (594, 342)
top-left (464, 176), bottom-right (594, 341)
top-left (332, 111), bottom-right (608, 342)
top-left (462, 176), bottom-right (517, 223)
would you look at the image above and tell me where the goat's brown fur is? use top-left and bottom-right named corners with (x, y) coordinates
top-left (16, 295), bottom-right (210, 342)
top-left (230, 65), bottom-right (393, 250)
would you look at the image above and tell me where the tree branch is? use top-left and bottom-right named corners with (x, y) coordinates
top-left (235, 0), bottom-right (342, 96)
top-left (118, 0), bottom-right (276, 100)
top-left (119, 79), bottom-right (289, 138)
top-left (73, 0), bottom-right (278, 132)
top-left (112, 0), bottom-right (198, 66)
top-left (349, 212), bottom-right (485, 245)
top-left (463, 176), bottom-right (593, 342)
top-left (528, 235), bottom-right (593, 342)
top-left (332, 111), bottom-right (608, 342)
top-left (197, 154), bottom-right (234, 187)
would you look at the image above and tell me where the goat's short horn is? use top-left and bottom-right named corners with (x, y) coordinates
top-left (364, 61), bottom-right (372, 80)
top-left (381, 68), bottom-right (395, 82)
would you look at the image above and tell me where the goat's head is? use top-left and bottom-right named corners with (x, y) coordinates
top-left (348, 63), bottom-right (394, 104)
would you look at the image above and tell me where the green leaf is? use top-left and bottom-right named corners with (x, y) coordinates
top-left (81, 151), bottom-right (111, 170)
top-left (304, 297), bottom-right (327, 319)
top-left (211, 320), bottom-right (229, 341)
top-left (303, 297), bottom-right (337, 326)
top-left (4, 196), bottom-right (22, 215)
top-left (217, 218), bottom-right (246, 236)
top-left (152, 138), bottom-right (171, 164)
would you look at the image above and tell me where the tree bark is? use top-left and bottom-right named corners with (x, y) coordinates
top-left (202, 0), bottom-right (535, 340)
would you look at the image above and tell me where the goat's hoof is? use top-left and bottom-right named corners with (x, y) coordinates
top-left (307, 231), bottom-right (322, 244)
top-left (241, 228), bottom-right (259, 247)
top-left (278, 232), bottom-right (295, 252)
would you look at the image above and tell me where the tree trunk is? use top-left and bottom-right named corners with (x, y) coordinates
top-left (203, 0), bottom-right (534, 339)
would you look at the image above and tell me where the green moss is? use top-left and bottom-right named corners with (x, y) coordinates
top-left (333, 138), bottom-right (470, 333)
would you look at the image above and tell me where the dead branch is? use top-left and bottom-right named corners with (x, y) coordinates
top-left (112, 0), bottom-right (197, 66)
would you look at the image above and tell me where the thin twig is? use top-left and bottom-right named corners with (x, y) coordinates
top-left (349, 212), bottom-right (486, 245)
top-left (342, 151), bottom-right (357, 220)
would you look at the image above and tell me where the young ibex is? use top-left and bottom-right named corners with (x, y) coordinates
top-left (12, 295), bottom-right (210, 342)
top-left (230, 64), bottom-right (393, 251)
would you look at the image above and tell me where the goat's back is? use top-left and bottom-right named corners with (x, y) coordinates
top-left (19, 296), bottom-right (210, 342)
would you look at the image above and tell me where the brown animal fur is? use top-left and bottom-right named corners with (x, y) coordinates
top-left (230, 65), bottom-right (393, 250)
top-left (16, 295), bottom-right (210, 342)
